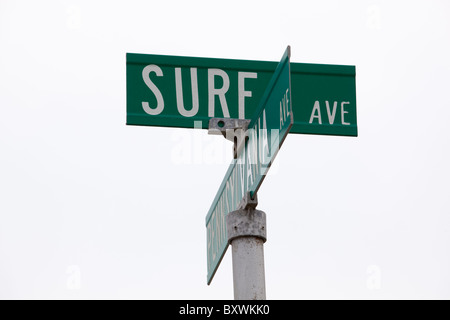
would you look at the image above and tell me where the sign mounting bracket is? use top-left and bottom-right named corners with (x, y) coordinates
top-left (208, 118), bottom-right (250, 159)
top-left (237, 192), bottom-right (258, 210)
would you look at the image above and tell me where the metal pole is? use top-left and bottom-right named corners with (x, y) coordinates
top-left (226, 207), bottom-right (267, 300)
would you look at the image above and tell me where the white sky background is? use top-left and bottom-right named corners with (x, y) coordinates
top-left (0, 0), bottom-right (449, 299)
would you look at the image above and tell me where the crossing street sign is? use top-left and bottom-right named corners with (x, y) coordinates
top-left (126, 52), bottom-right (357, 136)
top-left (205, 46), bottom-right (293, 284)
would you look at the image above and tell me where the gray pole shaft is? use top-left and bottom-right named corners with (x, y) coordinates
top-left (230, 236), bottom-right (266, 300)
top-left (226, 208), bottom-right (267, 300)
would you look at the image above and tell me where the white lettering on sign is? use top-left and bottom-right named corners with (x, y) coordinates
top-left (325, 101), bottom-right (337, 125)
top-left (309, 100), bottom-right (322, 124)
top-left (242, 85), bottom-right (290, 185)
top-left (309, 101), bottom-right (351, 126)
top-left (279, 88), bottom-right (290, 129)
top-left (142, 65), bottom-right (164, 115)
top-left (175, 67), bottom-right (199, 117)
top-left (247, 127), bottom-right (258, 187)
top-left (208, 69), bottom-right (230, 118)
top-left (142, 65), bottom-right (257, 120)
top-left (207, 156), bottom-right (246, 271)
top-left (341, 101), bottom-right (350, 125)
top-left (258, 110), bottom-right (269, 166)
top-left (238, 72), bottom-right (258, 119)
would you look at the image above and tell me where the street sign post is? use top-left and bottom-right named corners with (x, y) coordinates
top-left (126, 46), bottom-right (358, 298)
top-left (205, 46), bottom-right (293, 285)
top-left (126, 52), bottom-right (357, 136)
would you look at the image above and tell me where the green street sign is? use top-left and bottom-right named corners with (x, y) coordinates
top-left (206, 47), bottom-right (293, 285)
top-left (126, 52), bottom-right (357, 136)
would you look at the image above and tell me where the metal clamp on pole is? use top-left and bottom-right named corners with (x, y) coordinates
top-left (237, 191), bottom-right (258, 210)
top-left (227, 207), bottom-right (267, 245)
top-left (208, 118), bottom-right (250, 159)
